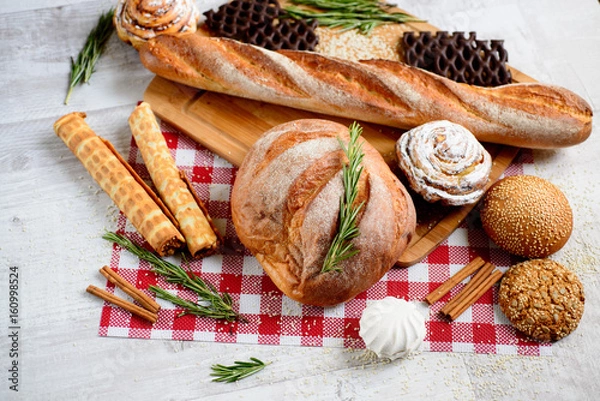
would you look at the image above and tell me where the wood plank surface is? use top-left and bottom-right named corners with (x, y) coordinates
top-left (2, 1), bottom-right (599, 400)
top-left (143, 17), bottom-right (536, 267)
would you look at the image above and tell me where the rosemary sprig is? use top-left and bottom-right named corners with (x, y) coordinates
top-left (64, 8), bottom-right (115, 105)
top-left (102, 232), bottom-right (245, 322)
top-left (210, 358), bottom-right (271, 383)
top-left (321, 122), bottom-right (365, 273)
top-left (284, 0), bottom-right (423, 35)
top-left (150, 285), bottom-right (237, 320)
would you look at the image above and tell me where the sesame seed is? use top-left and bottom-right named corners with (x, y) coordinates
top-left (480, 175), bottom-right (573, 258)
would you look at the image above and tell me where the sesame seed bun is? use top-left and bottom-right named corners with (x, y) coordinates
top-left (480, 175), bottom-right (572, 258)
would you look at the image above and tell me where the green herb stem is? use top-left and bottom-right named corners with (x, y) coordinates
top-left (321, 122), bottom-right (365, 273)
top-left (65, 8), bottom-right (115, 105)
top-left (149, 286), bottom-right (234, 320)
top-left (284, 0), bottom-right (422, 35)
top-left (103, 232), bottom-right (245, 322)
top-left (210, 358), bottom-right (271, 383)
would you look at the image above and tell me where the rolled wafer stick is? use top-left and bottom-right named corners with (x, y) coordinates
top-left (99, 266), bottom-right (161, 313)
top-left (128, 102), bottom-right (220, 257)
top-left (425, 256), bottom-right (485, 305)
top-left (179, 169), bottom-right (224, 247)
top-left (53, 112), bottom-right (185, 256)
top-left (439, 262), bottom-right (494, 315)
top-left (86, 285), bottom-right (158, 323)
top-left (445, 269), bottom-right (504, 321)
top-left (101, 138), bottom-right (179, 228)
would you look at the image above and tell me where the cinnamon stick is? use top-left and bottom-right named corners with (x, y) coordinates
top-left (445, 269), bottom-right (504, 321)
top-left (424, 256), bottom-right (485, 305)
top-left (439, 262), bottom-right (494, 315)
top-left (99, 266), bottom-right (161, 313)
top-left (86, 285), bottom-right (158, 323)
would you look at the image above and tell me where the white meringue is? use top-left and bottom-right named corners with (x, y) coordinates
top-left (359, 297), bottom-right (426, 360)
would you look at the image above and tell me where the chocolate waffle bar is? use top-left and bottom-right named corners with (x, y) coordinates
top-left (402, 31), bottom-right (512, 86)
top-left (203, 0), bottom-right (319, 51)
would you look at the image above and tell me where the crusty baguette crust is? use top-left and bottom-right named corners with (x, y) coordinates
top-left (230, 119), bottom-right (416, 306)
top-left (139, 34), bottom-right (592, 149)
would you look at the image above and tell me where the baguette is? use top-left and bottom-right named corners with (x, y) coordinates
top-left (138, 34), bottom-right (592, 149)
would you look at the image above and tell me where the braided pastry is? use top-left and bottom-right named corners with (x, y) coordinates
top-left (114, 0), bottom-right (200, 49)
top-left (395, 120), bottom-right (492, 206)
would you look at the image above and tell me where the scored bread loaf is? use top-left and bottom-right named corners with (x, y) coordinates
top-left (138, 34), bottom-right (593, 149)
top-left (230, 119), bottom-right (416, 306)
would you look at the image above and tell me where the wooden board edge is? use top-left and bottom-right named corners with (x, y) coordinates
top-left (144, 77), bottom-right (251, 166)
top-left (144, 14), bottom-right (539, 269)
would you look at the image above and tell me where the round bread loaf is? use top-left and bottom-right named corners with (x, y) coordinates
top-left (498, 259), bottom-right (584, 342)
top-left (480, 175), bottom-right (572, 258)
top-left (231, 119), bottom-right (416, 306)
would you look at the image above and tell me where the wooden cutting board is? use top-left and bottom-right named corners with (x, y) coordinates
top-left (143, 8), bottom-right (535, 267)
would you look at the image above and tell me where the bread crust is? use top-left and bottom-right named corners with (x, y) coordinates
top-left (480, 175), bottom-right (573, 258)
top-left (139, 34), bottom-right (593, 149)
top-left (230, 119), bottom-right (416, 306)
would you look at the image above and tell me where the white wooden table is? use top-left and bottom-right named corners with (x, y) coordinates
top-left (1, 0), bottom-right (599, 399)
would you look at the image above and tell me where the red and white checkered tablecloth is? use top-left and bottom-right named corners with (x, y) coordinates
top-left (98, 120), bottom-right (552, 356)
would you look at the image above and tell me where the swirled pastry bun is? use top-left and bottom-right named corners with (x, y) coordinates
top-left (114, 0), bottom-right (200, 49)
top-left (396, 120), bottom-right (492, 206)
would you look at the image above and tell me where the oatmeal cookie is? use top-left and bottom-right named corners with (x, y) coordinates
top-left (498, 259), bottom-right (584, 342)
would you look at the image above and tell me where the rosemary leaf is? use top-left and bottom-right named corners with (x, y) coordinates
top-left (210, 358), bottom-right (271, 383)
top-left (148, 286), bottom-right (221, 319)
top-left (321, 122), bottom-right (365, 273)
top-left (284, 0), bottom-right (423, 35)
top-left (64, 8), bottom-right (115, 105)
top-left (103, 232), bottom-right (246, 322)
